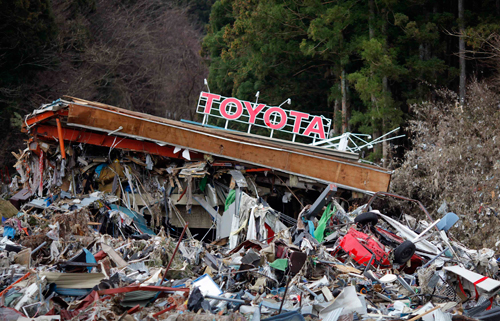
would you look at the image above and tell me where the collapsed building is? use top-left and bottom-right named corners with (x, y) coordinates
top-left (1, 95), bottom-right (497, 321)
top-left (14, 95), bottom-right (391, 239)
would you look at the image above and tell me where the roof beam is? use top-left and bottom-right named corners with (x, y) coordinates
top-left (33, 124), bottom-right (192, 159)
top-left (66, 103), bottom-right (391, 193)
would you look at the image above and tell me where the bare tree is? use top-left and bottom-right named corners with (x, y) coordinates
top-left (36, 0), bottom-right (207, 120)
top-left (458, 0), bottom-right (466, 105)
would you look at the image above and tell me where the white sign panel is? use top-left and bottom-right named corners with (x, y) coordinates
top-left (196, 92), bottom-right (331, 142)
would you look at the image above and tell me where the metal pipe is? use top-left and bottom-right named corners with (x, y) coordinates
top-left (163, 188), bottom-right (170, 237)
top-left (278, 274), bottom-right (292, 314)
top-left (160, 222), bottom-right (188, 285)
top-left (152, 304), bottom-right (176, 318)
top-left (396, 275), bottom-right (414, 294)
top-left (420, 247), bottom-right (449, 269)
top-left (301, 285), bottom-right (318, 298)
top-left (56, 118), bottom-right (66, 159)
top-left (0, 271), bottom-right (31, 297)
top-left (108, 126), bottom-right (123, 136)
top-left (31, 241), bottom-right (47, 255)
top-left (364, 254), bottom-right (375, 273)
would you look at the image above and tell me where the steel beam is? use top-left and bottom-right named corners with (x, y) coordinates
top-left (33, 124), bottom-right (199, 159)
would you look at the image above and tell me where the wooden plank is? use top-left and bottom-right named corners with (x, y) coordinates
top-left (65, 103), bottom-right (391, 193)
top-left (333, 264), bottom-right (362, 274)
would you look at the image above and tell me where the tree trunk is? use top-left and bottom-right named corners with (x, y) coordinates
top-left (333, 98), bottom-right (339, 135)
top-left (341, 69), bottom-right (348, 133)
top-left (459, 0), bottom-right (466, 105)
top-left (346, 83), bottom-right (351, 132)
top-left (369, 0), bottom-right (381, 156)
top-left (382, 76), bottom-right (389, 166)
top-left (369, 0), bottom-right (375, 39)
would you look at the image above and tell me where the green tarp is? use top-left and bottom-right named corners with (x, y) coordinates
top-left (269, 258), bottom-right (288, 271)
top-left (225, 189), bottom-right (236, 212)
top-left (313, 203), bottom-right (336, 243)
top-left (199, 175), bottom-right (208, 192)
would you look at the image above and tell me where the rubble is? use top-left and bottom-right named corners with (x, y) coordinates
top-left (0, 97), bottom-right (498, 320)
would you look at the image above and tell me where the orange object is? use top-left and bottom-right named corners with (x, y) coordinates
top-left (56, 118), bottom-right (66, 159)
top-left (127, 305), bottom-right (142, 314)
top-left (0, 271), bottom-right (31, 297)
top-left (24, 110), bottom-right (69, 128)
top-left (153, 305), bottom-right (176, 318)
top-left (245, 168), bottom-right (271, 172)
top-left (33, 124), bottom-right (193, 159)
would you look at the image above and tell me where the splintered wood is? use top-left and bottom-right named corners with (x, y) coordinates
top-left (333, 264), bottom-right (362, 275)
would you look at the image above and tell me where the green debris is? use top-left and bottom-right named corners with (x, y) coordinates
top-left (269, 258), bottom-right (288, 271)
top-left (314, 203), bottom-right (336, 243)
top-left (225, 189), bottom-right (236, 212)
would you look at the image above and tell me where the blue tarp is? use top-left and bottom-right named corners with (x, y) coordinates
top-left (54, 288), bottom-right (92, 296)
top-left (94, 164), bottom-right (107, 177)
top-left (83, 248), bottom-right (96, 273)
top-left (109, 204), bottom-right (155, 236)
top-left (307, 221), bottom-right (315, 236)
top-left (436, 212), bottom-right (459, 231)
top-left (3, 226), bottom-right (15, 239)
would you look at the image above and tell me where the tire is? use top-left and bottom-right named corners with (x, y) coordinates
top-left (393, 240), bottom-right (416, 264)
top-left (354, 212), bottom-right (379, 227)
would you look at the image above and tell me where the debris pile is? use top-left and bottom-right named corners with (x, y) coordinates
top-left (0, 98), bottom-right (499, 320)
top-left (390, 83), bottom-right (500, 249)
